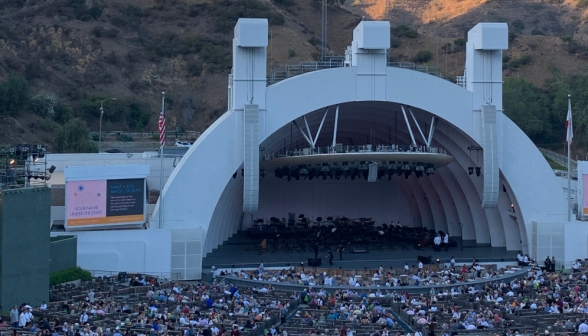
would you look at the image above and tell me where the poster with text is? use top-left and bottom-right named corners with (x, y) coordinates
top-left (583, 174), bottom-right (588, 215)
top-left (66, 178), bottom-right (145, 227)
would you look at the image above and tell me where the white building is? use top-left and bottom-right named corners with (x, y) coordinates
top-left (50, 19), bottom-right (580, 280)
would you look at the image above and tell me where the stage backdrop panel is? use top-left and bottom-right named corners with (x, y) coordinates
top-left (254, 177), bottom-right (413, 227)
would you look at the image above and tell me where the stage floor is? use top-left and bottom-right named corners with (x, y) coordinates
top-left (202, 232), bottom-right (517, 270)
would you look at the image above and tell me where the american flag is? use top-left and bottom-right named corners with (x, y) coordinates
top-left (158, 108), bottom-right (166, 147)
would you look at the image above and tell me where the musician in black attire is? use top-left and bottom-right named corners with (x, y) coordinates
top-left (544, 256), bottom-right (552, 272)
top-left (314, 242), bottom-right (319, 259)
top-left (328, 251), bottom-right (334, 266)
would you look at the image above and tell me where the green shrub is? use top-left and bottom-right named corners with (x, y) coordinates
top-left (391, 24), bottom-right (418, 38)
top-left (56, 118), bottom-right (98, 153)
top-left (187, 59), bottom-right (203, 77)
top-left (531, 29), bottom-right (545, 35)
top-left (117, 133), bottom-right (134, 142)
top-left (512, 19), bottom-right (525, 32)
top-left (412, 50), bottom-right (432, 63)
top-left (563, 38), bottom-right (585, 54)
top-left (209, 0), bottom-right (285, 34)
top-left (578, 0), bottom-right (588, 8)
top-left (453, 37), bottom-right (466, 47)
top-left (127, 101), bottom-right (151, 131)
top-left (390, 38), bottom-right (401, 48)
top-left (288, 49), bottom-right (296, 58)
top-left (122, 4), bottom-right (143, 17)
top-left (0, 73), bottom-right (30, 117)
top-left (508, 31), bottom-right (517, 43)
top-left (54, 102), bottom-right (73, 123)
top-left (273, 0), bottom-right (295, 6)
top-left (50, 267), bottom-right (93, 286)
top-left (30, 93), bottom-right (58, 118)
top-left (308, 37), bottom-right (319, 46)
top-left (510, 54), bottom-right (532, 68)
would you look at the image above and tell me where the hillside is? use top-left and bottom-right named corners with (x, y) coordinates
top-left (0, 0), bottom-right (587, 152)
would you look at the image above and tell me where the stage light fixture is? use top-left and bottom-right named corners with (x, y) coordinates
top-left (232, 171), bottom-right (237, 179)
top-left (48, 165), bottom-right (56, 174)
top-left (475, 167), bottom-right (481, 176)
top-left (9, 159), bottom-right (15, 165)
top-left (425, 167), bottom-right (435, 175)
top-left (321, 163), bottom-right (330, 172)
top-left (468, 167), bottom-right (474, 175)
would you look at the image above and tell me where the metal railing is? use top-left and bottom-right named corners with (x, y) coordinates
top-left (539, 147), bottom-right (578, 172)
top-left (216, 265), bottom-right (530, 295)
top-left (456, 75), bottom-right (466, 88)
top-left (267, 60), bottom-right (443, 86)
top-left (264, 144), bottom-right (448, 161)
top-left (86, 270), bottom-right (183, 280)
top-left (90, 131), bottom-right (202, 141)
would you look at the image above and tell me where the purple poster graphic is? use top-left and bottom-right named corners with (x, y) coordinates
top-left (66, 180), bottom-right (107, 220)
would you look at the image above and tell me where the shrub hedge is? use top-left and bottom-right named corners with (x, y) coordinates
top-left (50, 267), bottom-right (93, 286)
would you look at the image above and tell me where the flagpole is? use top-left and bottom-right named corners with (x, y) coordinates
top-left (567, 93), bottom-right (572, 222)
top-left (159, 91), bottom-right (165, 229)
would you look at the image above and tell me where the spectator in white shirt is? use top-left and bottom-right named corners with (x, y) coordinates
top-left (18, 310), bottom-right (27, 328)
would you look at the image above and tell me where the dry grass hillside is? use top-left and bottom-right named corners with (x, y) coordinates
top-left (0, 0), bottom-right (587, 151)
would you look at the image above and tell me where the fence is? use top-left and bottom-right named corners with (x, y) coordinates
top-left (86, 270), bottom-right (183, 280)
top-left (216, 265), bottom-right (531, 295)
top-left (90, 131), bottom-right (202, 141)
top-left (267, 60), bottom-right (444, 86)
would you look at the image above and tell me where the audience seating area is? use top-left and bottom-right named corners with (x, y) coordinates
top-left (3, 259), bottom-right (588, 336)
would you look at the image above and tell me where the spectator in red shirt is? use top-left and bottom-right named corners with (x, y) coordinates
top-left (340, 323), bottom-right (347, 336)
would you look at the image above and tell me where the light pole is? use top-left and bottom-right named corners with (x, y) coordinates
top-left (99, 98), bottom-right (117, 152)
